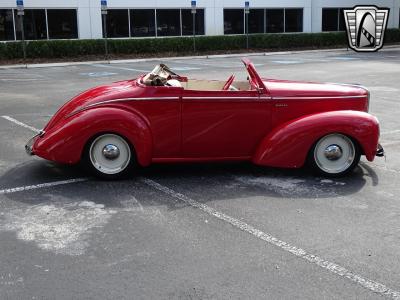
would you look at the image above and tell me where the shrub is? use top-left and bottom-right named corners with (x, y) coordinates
top-left (0, 29), bottom-right (399, 61)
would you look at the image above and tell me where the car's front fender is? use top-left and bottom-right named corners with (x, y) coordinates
top-left (252, 110), bottom-right (380, 168)
top-left (33, 107), bottom-right (153, 166)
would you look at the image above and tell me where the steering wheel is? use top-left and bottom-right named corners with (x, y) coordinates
top-left (222, 74), bottom-right (235, 90)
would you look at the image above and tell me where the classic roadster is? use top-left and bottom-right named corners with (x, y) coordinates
top-left (26, 59), bottom-right (384, 179)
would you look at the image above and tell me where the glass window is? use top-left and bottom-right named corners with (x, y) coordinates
top-left (103, 9), bottom-right (129, 38)
top-left (156, 9), bottom-right (181, 36)
top-left (47, 9), bottom-right (78, 39)
top-left (322, 8), bottom-right (339, 31)
top-left (248, 9), bottom-right (264, 33)
top-left (266, 9), bottom-right (284, 33)
top-left (285, 8), bottom-right (303, 32)
top-left (130, 9), bottom-right (155, 37)
top-left (15, 9), bottom-right (47, 40)
top-left (224, 9), bottom-right (244, 34)
top-left (338, 8), bottom-right (346, 31)
top-left (0, 9), bottom-right (14, 41)
top-left (181, 9), bottom-right (205, 35)
top-left (339, 8), bottom-right (352, 31)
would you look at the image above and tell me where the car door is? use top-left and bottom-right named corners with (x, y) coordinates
top-left (131, 84), bottom-right (182, 159)
top-left (181, 89), bottom-right (271, 158)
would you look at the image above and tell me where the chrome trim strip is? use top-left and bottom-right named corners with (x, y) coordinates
top-left (85, 97), bottom-right (179, 108)
top-left (183, 96), bottom-right (272, 100)
top-left (323, 82), bottom-right (370, 111)
top-left (324, 82), bottom-right (364, 88)
top-left (272, 95), bottom-right (367, 100)
top-left (82, 97), bottom-right (180, 109)
top-left (67, 97), bottom-right (180, 117)
top-left (112, 97), bottom-right (179, 101)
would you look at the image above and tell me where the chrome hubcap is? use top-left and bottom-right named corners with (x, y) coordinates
top-left (89, 134), bottom-right (131, 175)
top-left (314, 134), bottom-right (356, 174)
top-left (102, 144), bottom-right (120, 160)
top-left (324, 144), bottom-right (343, 161)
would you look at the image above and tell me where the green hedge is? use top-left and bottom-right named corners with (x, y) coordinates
top-left (1, 29), bottom-right (399, 60)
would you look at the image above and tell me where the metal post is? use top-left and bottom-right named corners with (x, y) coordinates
top-left (246, 13), bottom-right (249, 49)
top-left (101, 0), bottom-right (109, 62)
top-left (192, 12), bottom-right (196, 52)
top-left (245, 1), bottom-right (250, 49)
top-left (191, 1), bottom-right (197, 53)
top-left (16, 0), bottom-right (26, 65)
top-left (19, 14), bottom-right (26, 64)
top-left (102, 14), bottom-right (108, 60)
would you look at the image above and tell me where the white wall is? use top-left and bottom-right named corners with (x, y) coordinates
top-left (0, 0), bottom-right (398, 38)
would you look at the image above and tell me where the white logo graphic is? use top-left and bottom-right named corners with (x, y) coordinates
top-left (344, 6), bottom-right (390, 52)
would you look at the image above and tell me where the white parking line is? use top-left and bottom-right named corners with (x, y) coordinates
top-left (80, 71), bottom-right (118, 77)
top-left (381, 130), bottom-right (400, 135)
top-left (93, 64), bottom-right (149, 73)
top-left (271, 60), bottom-right (303, 64)
top-left (142, 178), bottom-right (400, 299)
top-left (170, 66), bottom-right (201, 71)
top-left (0, 178), bottom-right (88, 195)
top-left (381, 141), bottom-right (400, 147)
top-left (171, 60), bottom-right (246, 69)
top-left (1, 115), bottom-right (41, 133)
top-left (0, 78), bottom-right (42, 82)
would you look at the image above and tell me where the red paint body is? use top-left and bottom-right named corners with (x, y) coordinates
top-left (30, 60), bottom-right (380, 170)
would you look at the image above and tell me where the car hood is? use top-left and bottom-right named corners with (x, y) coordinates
top-left (44, 79), bottom-right (138, 130)
top-left (263, 79), bottom-right (369, 98)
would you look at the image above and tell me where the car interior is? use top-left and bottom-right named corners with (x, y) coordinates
top-left (141, 64), bottom-right (252, 91)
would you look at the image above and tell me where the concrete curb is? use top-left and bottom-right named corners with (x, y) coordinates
top-left (1, 45), bottom-right (399, 70)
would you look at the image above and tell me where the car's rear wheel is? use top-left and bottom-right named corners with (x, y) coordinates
top-left (309, 133), bottom-right (360, 177)
top-left (83, 133), bottom-right (136, 179)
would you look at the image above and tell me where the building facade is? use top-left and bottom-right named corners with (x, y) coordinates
top-left (0, 0), bottom-right (399, 41)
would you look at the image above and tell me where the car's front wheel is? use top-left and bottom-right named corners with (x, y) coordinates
top-left (83, 133), bottom-right (136, 179)
top-left (309, 133), bottom-right (360, 177)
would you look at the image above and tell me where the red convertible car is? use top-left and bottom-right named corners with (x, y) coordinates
top-left (26, 59), bottom-right (384, 179)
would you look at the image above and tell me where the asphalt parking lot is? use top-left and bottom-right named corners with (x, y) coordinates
top-left (0, 48), bottom-right (400, 299)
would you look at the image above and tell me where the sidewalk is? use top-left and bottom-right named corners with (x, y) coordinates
top-left (1, 45), bottom-right (399, 70)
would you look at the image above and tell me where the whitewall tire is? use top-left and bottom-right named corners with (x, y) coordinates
top-left (84, 133), bottom-right (135, 179)
top-left (309, 133), bottom-right (360, 177)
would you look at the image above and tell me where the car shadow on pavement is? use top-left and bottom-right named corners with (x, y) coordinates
top-left (0, 159), bottom-right (377, 211)
top-left (0, 159), bottom-right (85, 188)
top-left (140, 162), bottom-right (371, 200)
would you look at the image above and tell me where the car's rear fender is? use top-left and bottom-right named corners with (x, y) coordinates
top-left (252, 110), bottom-right (380, 168)
top-left (33, 107), bottom-right (153, 166)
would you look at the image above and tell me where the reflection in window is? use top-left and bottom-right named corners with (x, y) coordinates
top-left (156, 9), bottom-right (181, 36)
top-left (224, 9), bottom-right (244, 34)
top-left (103, 9), bottom-right (129, 38)
top-left (248, 9), bottom-right (264, 33)
top-left (47, 9), bottom-right (78, 39)
top-left (266, 9), bottom-right (284, 33)
top-left (224, 8), bottom-right (304, 34)
top-left (0, 9), bottom-right (14, 40)
top-left (15, 9), bottom-right (47, 40)
top-left (285, 9), bottom-right (303, 32)
top-left (322, 8), bottom-right (351, 31)
top-left (181, 9), bottom-right (205, 35)
top-left (322, 8), bottom-right (338, 31)
top-left (339, 8), bottom-right (351, 31)
top-left (130, 9), bottom-right (155, 37)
